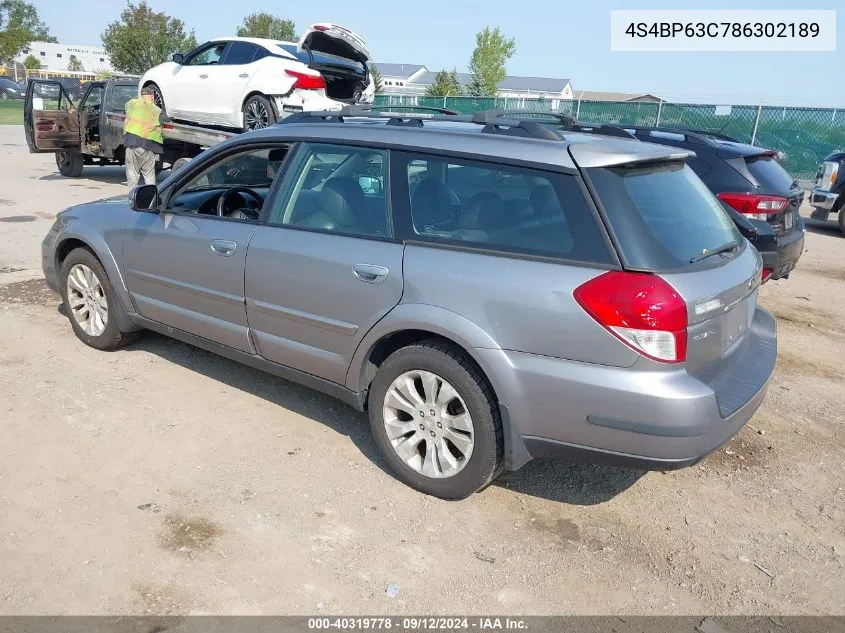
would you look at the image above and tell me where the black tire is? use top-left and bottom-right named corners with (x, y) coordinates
top-left (145, 82), bottom-right (165, 111)
top-left (59, 248), bottom-right (141, 351)
top-left (242, 94), bottom-right (277, 132)
top-left (56, 151), bottom-right (84, 177)
top-left (837, 197), bottom-right (845, 235)
top-left (367, 340), bottom-right (504, 500)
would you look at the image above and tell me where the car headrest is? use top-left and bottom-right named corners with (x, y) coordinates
top-left (460, 192), bottom-right (505, 230)
top-left (318, 177), bottom-right (367, 229)
top-left (529, 185), bottom-right (559, 217)
top-left (411, 178), bottom-right (452, 227)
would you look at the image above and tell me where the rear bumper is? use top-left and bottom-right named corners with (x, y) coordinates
top-left (478, 309), bottom-right (776, 470)
top-left (810, 188), bottom-right (838, 211)
top-left (760, 218), bottom-right (804, 280)
top-left (273, 91), bottom-right (343, 119)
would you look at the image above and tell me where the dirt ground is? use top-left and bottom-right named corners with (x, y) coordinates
top-left (0, 125), bottom-right (843, 616)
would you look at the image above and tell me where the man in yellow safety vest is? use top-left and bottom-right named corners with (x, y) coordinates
top-left (123, 85), bottom-right (169, 187)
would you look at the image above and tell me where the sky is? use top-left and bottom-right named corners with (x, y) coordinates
top-left (35, 0), bottom-right (844, 106)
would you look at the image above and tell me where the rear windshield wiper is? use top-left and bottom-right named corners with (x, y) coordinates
top-left (689, 240), bottom-right (741, 264)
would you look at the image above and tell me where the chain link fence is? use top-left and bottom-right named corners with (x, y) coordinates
top-left (375, 94), bottom-right (844, 180)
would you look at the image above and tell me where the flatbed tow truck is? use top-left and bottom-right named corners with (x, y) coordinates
top-left (24, 78), bottom-right (234, 177)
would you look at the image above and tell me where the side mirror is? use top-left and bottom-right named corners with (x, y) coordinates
top-left (358, 175), bottom-right (382, 195)
top-left (171, 53), bottom-right (184, 64)
top-left (130, 184), bottom-right (159, 211)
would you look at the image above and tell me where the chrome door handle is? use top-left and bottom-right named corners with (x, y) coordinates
top-left (210, 239), bottom-right (237, 256)
top-left (239, 73), bottom-right (249, 78)
top-left (353, 264), bottom-right (389, 284)
top-left (199, 74), bottom-right (208, 79)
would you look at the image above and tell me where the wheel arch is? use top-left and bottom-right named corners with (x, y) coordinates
top-left (55, 234), bottom-right (138, 331)
top-left (346, 305), bottom-right (532, 471)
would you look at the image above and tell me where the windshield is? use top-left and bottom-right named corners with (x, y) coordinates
top-left (587, 162), bottom-right (742, 270)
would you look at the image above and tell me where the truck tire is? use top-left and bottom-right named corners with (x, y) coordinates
top-left (56, 151), bottom-right (84, 177)
top-left (242, 94), bottom-right (277, 132)
top-left (838, 203), bottom-right (845, 235)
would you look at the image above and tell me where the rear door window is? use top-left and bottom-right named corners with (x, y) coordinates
top-left (399, 153), bottom-right (612, 264)
top-left (744, 154), bottom-right (796, 191)
top-left (223, 41), bottom-right (259, 65)
top-left (587, 162), bottom-right (742, 270)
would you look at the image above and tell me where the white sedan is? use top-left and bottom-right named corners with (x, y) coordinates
top-left (139, 23), bottom-right (375, 131)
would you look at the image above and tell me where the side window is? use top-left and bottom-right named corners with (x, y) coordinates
top-left (106, 85), bottom-right (137, 111)
top-left (82, 86), bottom-right (103, 108)
top-left (403, 154), bottom-right (611, 263)
top-left (223, 41), bottom-right (258, 65)
top-left (269, 143), bottom-right (389, 238)
top-left (166, 146), bottom-right (290, 220)
top-left (186, 42), bottom-right (227, 66)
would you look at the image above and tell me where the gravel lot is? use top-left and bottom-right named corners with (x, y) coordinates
top-left (0, 125), bottom-right (843, 615)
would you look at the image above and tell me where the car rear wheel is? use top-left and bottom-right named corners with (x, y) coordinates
top-left (56, 151), bottom-right (84, 177)
top-left (367, 340), bottom-right (503, 499)
top-left (242, 94), bottom-right (276, 132)
top-left (60, 248), bottom-right (140, 350)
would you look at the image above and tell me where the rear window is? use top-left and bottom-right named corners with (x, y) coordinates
top-left (744, 154), bottom-right (796, 191)
top-left (587, 162), bottom-right (742, 270)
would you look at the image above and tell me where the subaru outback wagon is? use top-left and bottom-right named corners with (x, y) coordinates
top-left (41, 108), bottom-right (777, 499)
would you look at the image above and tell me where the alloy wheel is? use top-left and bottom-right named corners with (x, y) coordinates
top-left (382, 370), bottom-right (475, 478)
top-left (244, 100), bottom-right (270, 130)
top-left (66, 263), bottom-right (108, 337)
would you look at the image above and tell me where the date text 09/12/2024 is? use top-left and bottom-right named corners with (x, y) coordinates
top-left (307, 618), bottom-right (529, 630)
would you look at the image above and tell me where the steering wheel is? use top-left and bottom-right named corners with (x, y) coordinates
top-left (216, 186), bottom-right (264, 219)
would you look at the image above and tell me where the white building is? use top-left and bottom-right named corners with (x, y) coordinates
top-left (372, 63), bottom-right (574, 109)
top-left (14, 41), bottom-right (112, 73)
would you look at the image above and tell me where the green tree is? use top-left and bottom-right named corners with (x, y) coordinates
top-left (67, 54), bottom-right (84, 71)
top-left (466, 26), bottom-right (515, 97)
top-left (0, 0), bottom-right (56, 63)
top-left (236, 12), bottom-right (296, 41)
top-left (21, 52), bottom-right (38, 69)
top-left (425, 69), bottom-right (462, 97)
top-left (370, 64), bottom-right (383, 95)
top-left (102, 1), bottom-right (197, 76)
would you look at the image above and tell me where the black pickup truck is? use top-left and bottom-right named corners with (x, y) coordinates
top-left (810, 151), bottom-right (845, 234)
top-left (24, 78), bottom-right (232, 177)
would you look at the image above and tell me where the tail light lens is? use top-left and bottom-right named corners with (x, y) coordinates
top-left (717, 192), bottom-right (788, 221)
top-left (574, 271), bottom-right (688, 363)
top-left (285, 69), bottom-right (326, 90)
top-left (762, 268), bottom-right (774, 283)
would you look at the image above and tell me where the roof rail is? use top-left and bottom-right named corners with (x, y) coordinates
top-left (277, 107), bottom-right (566, 141)
top-left (684, 129), bottom-right (742, 143)
top-left (349, 104), bottom-right (460, 116)
top-left (481, 109), bottom-right (578, 127)
top-left (603, 124), bottom-right (733, 146)
top-left (480, 110), bottom-right (636, 139)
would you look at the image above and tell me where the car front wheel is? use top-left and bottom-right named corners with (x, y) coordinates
top-left (60, 248), bottom-right (140, 350)
top-left (368, 340), bottom-right (504, 499)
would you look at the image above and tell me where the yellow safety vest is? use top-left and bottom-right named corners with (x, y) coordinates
top-left (123, 98), bottom-right (164, 144)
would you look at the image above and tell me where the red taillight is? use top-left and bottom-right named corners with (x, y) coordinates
top-left (717, 192), bottom-right (788, 221)
top-left (285, 69), bottom-right (326, 90)
top-left (762, 268), bottom-right (774, 283)
top-left (574, 271), bottom-right (688, 363)
top-left (312, 24), bottom-right (330, 31)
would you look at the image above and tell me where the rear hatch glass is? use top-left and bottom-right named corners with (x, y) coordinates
top-left (744, 154), bottom-right (796, 191)
top-left (586, 162), bottom-right (742, 271)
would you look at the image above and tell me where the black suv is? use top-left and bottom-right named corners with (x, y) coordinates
top-left (607, 127), bottom-right (805, 282)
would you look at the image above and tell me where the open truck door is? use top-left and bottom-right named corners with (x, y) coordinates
top-left (24, 79), bottom-right (80, 153)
